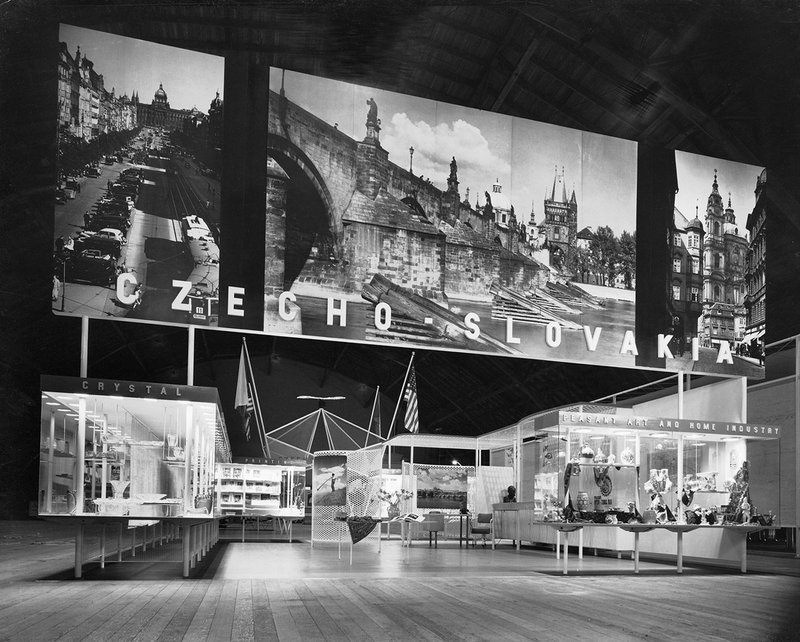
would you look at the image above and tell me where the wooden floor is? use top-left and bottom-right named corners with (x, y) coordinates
top-left (1, 520), bottom-right (799, 641)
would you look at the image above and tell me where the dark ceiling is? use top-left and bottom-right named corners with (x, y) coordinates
top-left (1, 1), bottom-right (799, 512)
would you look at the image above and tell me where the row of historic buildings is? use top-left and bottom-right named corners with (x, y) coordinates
top-left (57, 43), bottom-right (138, 140)
top-left (57, 43), bottom-right (223, 148)
top-left (670, 169), bottom-right (764, 353)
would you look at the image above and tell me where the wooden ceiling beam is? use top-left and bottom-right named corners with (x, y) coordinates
top-left (516, 5), bottom-right (761, 163)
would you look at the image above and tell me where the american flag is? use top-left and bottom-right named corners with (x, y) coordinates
top-left (403, 365), bottom-right (419, 433)
top-left (234, 345), bottom-right (254, 440)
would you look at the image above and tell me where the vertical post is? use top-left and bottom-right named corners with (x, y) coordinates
top-left (76, 397), bottom-right (86, 514)
top-left (741, 374), bottom-right (747, 422)
top-left (515, 424), bottom-right (521, 500)
top-left (184, 405), bottom-right (194, 513)
top-left (46, 412), bottom-right (55, 511)
top-left (795, 335), bottom-right (800, 557)
top-left (187, 325), bottom-right (195, 386)
top-left (74, 522), bottom-right (84, 579)
top-left (80, 316), bottom-right (89, 378)
top-left (183, 523), bottom-right (191, 577)
top-left (677, 435), bottom-right (684, 523)
top-left (677, 371), bottom-right (684, 419)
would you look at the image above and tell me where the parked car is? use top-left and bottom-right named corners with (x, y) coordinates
top-left (88, 214), bottom-right (130, 232)
top-left (75, 234), bottom-right (121, 260)
top-left (54, 189), bottom-right (67, 204)
top-left (64, 249), bottom-right (117, 285)
top-left (95, 227), bottom-right (126, 245)
top-left (86, 167), bottom-right (101, 178)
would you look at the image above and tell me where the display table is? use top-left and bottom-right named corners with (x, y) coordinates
top-left (542, 522), bottom-right (765, 575)
top-left (335, 514), bottom-right (385, 564)
top-left (223, 510), bottom-right (303, 543)
top-left (42, 514), bottom-right (218, 579)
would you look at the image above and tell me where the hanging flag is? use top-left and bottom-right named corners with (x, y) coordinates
top-left (403, 365), bottom-right (419, 433)
top-left (234, 345), bottom-right (254, 440)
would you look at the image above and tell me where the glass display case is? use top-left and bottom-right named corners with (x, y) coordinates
top-left (529, 409), bottom-right (776, 526)
top-left (39, 375), bottom-right (230, 519)
top-left (215, 462), bottom-right (306, 517)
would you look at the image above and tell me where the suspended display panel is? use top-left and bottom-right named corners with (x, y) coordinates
top-left (52, 24), bottom-right (225, 327)
top-left (49, 24), bottom-right (765, 379)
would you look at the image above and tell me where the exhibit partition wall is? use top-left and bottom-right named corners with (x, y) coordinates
top-left (310, 449), bottom-right (383, 545)
top-left (51, 24), bottom-right (766, 382)
top-left (39, 376), bottom-right (231, 519)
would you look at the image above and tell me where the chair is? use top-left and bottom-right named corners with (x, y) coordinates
top-left (470, 513), bottom-right (495, 549)
top-left (421, 512), bottom-right (445, 548)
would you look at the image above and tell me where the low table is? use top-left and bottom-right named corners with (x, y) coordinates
top-left (42, 514), bottom-right (217, 578)
top-left (543, 522), bottom-right (765, 576)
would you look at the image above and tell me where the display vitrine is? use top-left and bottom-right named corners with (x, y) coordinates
top-left (215, 463), bottom-right (306, 517)
top-left (502, 404), bottom-right (781, 560)
top-left (39, 376), bottom-right (230, 519)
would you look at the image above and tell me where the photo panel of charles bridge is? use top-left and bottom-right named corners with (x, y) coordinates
top-left (264, 68), bottom-right (642, 370)
top-left (52, 24), bottom-right (224, 327)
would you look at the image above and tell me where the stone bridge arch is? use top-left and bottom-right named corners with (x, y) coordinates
top-left (266, 134), bottom-right (340, 292)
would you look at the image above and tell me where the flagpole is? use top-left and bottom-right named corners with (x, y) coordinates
top-left (365, 385), bottom-right (380, 448)
top-left (243, 338), bottom-right (270, 459)
top-left (388, 351), bottom-right (415, 441)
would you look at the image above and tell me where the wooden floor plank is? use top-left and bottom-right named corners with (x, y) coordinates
top-left (324, 578), bottom-right (407, 642)
top-left (110, 583), bottom-right (184, 640)
top-left (0, 582), bottom-right (98, 640)
top-left (56, 582), bottom-right (141, 642)
top-left (180, 578), bottom-right (225, 640)
top-left (265, 581), bottom-right (304, 642)
top-left (281, 579), bottom-right (327, 641)
top-left (251, 579), bottom-right (279, 641)
top-left (297, 580), bottom-right (374, 642)
top-left (205, 579), bottom-right (238, 641)
top-left (155, 581), bottom-right (214, 642)
top-left (131, 581), bottom-right (198, 642)
top-left (80, 583), bottom-right (164, 642)
top-left (230, 579), bottom-right (255, 642)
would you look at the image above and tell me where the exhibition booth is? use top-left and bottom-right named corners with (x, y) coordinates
top-left (38, 375), bottom-right (232, 577)
top-left (38, 370), bottom-right (784, 577)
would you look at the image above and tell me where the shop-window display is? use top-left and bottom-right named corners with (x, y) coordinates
top-left (39, 376), bottom-right (226, 519)
top-left (529, 409), bottom-right (780, 527)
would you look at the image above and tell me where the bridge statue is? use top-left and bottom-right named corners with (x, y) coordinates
top-left (449, 156), bottom-right (458, 181)
top-left (366, 97), bottom-right (379, 128)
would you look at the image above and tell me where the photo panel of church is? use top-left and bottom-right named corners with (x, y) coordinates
top-left (667, 150), bottom-right (766, 378)
top-left (52, 24), bottom-right (224, 327)
top-left (263, 67), bottom-right (642, 370)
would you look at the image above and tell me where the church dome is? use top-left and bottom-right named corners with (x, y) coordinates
top-left (687, 216), bottom-right (704, 231)
top-left (488, 180), bottom-right (513, 212)
top-left (154, 83), bottom-right (167, 101)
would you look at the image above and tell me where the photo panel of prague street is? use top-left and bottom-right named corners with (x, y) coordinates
top-left (264, 68), bottom-right (639, 369)
top-left (667, 150), bottom-right (765, 378)
top-left (52, 24), bottom-right (224, 326)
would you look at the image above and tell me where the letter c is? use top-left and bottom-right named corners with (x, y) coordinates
top-left (278, 291), bottom-right (297, 321)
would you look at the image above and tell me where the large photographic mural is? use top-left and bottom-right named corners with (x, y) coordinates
top-left (264, 68), bottom-right (641, 369)
top-left (52, 24), bottom-right (224, 326)
top-left (50, 27), bottom-right (765, 379)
